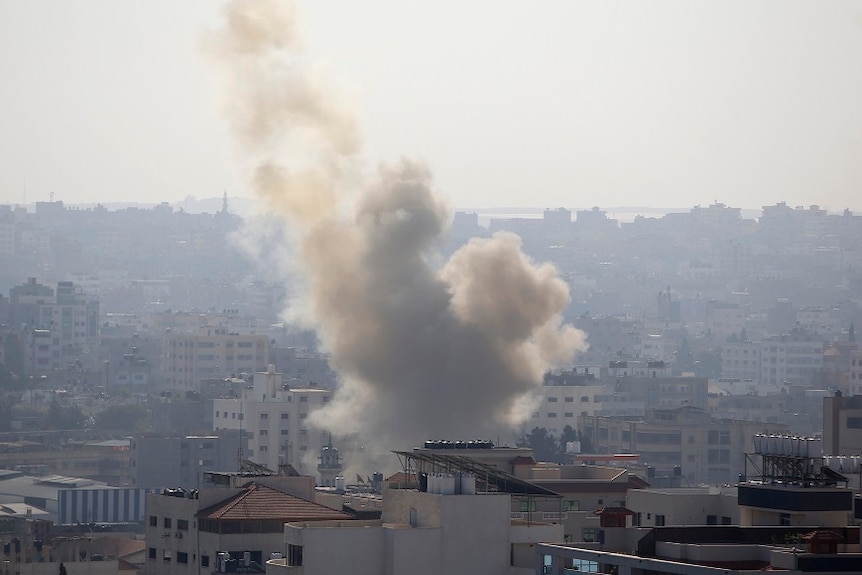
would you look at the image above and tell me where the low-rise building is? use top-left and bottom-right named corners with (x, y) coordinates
top-left (144, 474), bottom-right (352, 575)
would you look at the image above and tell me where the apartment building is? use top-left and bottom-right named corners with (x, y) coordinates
top-left (528, 384), bottom-right (607, 436)
top-left (161, 327), bottom-right (269, 392)
top-left (130, 430), bottom-right (248, 488)
top-left (143, 476), bottom-right (352, 575)
top-left (269, 450), bottom-right (563, 575)
top-left (824, 393), bottom-right (862, 456)
top-left (760, 327), bottom-right (825, 386)
top-left (8, 278), bottom-right (99, 371)
top-left (579, 407), bottom-right (787, 485)
top-left (513, 461), bottom-right (647, 544)
top-left (212, 367), bottom-right (332, 475)
top-left (722, 327), bottom-right (826, 387)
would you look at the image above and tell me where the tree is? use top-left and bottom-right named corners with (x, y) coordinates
top-left (92, 404), bottom-right (149, 432)
top-left (522, 427), bottom-right (558, 463)
top-left (45, 400), bottom-right (85, 430)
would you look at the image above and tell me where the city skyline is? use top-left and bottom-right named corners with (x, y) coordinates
top-left (2, 0), bottom-right (861, 211)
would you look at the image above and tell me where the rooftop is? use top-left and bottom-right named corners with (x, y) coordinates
top-left (198, 483), bottom-right (354, 522)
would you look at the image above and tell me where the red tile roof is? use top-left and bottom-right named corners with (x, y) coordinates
top-left (199, 483), bottom-right (353, 522)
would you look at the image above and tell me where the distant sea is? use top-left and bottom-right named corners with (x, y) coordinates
top-left (462, 206), bottom-right (763, 226)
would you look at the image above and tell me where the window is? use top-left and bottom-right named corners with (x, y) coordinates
top-left (281, 413), bottom-right (289, 419)
top-left (299, 396), bottom-right (308, 403)
top-left (201, 556), bottom-right (210, 568)
top-left (288, 544), bottom-right (303, 567)
top-left (721, 516), bottom-right (732, 525)
top-left (547, 413), bottom-right (557, 418)
top-left (260, 413), bottom-right (269, 419)
top-left (780, 513), bottom-right (791, 526)
top-left (563, 500), bottom-right (579, 511)
top-left (177, 519), bottom-right (189, 531)
top-left (548, 397), bottom-right (558, 403)
top-left (582, 528), bottom-right (599, 542)
top-left (565, 397), bottom-right (574, 403)
top-left (163, 550), bottom-right (171, 562)
top-left (177, 552), bottom-right (188, 564)
top-left (564, 412), bottom-right (574, 418)
top-left (148, 548), bottom-right (156, 560)
top-left (706, 515), bottom-right (717, 525)
top-left (163, 517), bottom-right (172, 529)
top-left (581, 396), bottom-right (590, 402)
top-left (280, 429), bottom-right (289, 435)
top-left (519, 499), bottom-right (537, 512)
top-left (149, 515), bottom-right (157, 527)
top-left (655, 514), bottom-right (666, 526)
top-left (848, 417), bottom-right (862, 429)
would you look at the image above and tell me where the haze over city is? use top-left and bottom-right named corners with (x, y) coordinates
top-left (2, 0), bottom-right (861, 211)
top-left (3, 2), bottom-right (862, 574)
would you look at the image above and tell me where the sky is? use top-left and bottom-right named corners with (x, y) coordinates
top-left (1, 0), bottom-right (861, 212)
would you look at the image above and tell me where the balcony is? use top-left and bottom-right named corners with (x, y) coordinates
top-left (265, 558), bottom-right (301, 575)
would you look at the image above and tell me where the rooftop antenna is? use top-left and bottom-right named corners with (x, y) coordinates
top-left (222, 190), bottom-right (228, 214)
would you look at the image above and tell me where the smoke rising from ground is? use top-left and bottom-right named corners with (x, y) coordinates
top-left (213, 0), bottom-right (587, 457)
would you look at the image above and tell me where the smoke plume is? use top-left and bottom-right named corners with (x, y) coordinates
top-left (212, 0), bottom-right (587, 457)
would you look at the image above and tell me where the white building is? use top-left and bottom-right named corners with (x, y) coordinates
top-left (527, 385), bottom-right (607, 436)
top-left (213, 367), bottom-right (332, 476)
top-left (270, 472), bottom-right (562, 575)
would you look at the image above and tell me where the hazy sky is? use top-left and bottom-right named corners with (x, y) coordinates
top-left (1, 1), bottom-right (861, 211)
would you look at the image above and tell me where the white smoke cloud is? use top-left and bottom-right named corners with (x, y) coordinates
top-left (211, 0), bottom-right (587, 466)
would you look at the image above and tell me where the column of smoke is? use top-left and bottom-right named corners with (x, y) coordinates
top-left (212, 0), bottom-right (587, 468)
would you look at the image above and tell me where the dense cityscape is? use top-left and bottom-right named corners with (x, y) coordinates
top-left (3, 0), bottom-right (862, 572)
top-left (2, 198), bottom-right (862, 573)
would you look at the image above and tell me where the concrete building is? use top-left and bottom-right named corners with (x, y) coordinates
top-left (269, 450), bottom-right (563, 575)
top-left (161, 327), bottom-right (270, 393)
top-left (627, 487), bottom-right (738, 527)
top-left (144, 475), bottom-right (352, 575)
top-left (8, 278), bottom-right (99, 372)
top-left (512, 461), bottom-right (648, 544)
top-left (705, 300), bottom-right (745, 342)
top-left (537, 525), bottom-right (862, 575)
top-left (130, 430), bottom-right (249, 489)
top-left (212, 367), bottom-right (332, 476)
top-left (824, 393), bottom-right (862, 456)
top-left (721, 340), bottom-right (762, 383)
top-left (527, 384), bottom-right (607, 437)
top-left (580, 407), bottom-right (787, 485)
top-left (760, 327), bottom-right (825, 386)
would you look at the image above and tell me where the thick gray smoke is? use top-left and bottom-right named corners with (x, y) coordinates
top-left (212, 0), bottom-right (587, 458)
